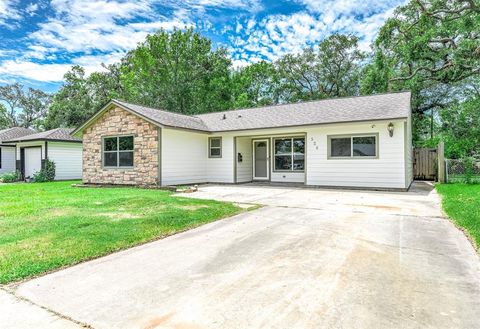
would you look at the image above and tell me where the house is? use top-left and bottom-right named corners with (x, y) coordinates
top-left (0, 127), bottom-right (36, 174)
top-left (3, 128), bottom-right (83, 180)
top-left (72, 91), bottom-right (413, 190)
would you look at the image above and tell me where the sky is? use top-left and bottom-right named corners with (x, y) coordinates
top-left (0, 0), bottom-right (406, 93)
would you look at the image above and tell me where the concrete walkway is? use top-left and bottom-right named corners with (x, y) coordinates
top-left (4, 182), bottom-right (480, 328)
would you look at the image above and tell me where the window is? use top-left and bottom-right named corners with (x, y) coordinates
top-left (274, 137), bottom-right (305, 171)
top-left (209, 137), bottom-right (222, 158)
top-left (329, 134), bottom-right (377, 158)
top-left (103, 136), bottom-right (134, 168)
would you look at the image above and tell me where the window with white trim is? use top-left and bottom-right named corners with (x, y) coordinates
top-left (103, 136), bottom-right (134, 167)
top-left (274, 137), bottom-right (305, 171)
top-left (209, 137), bottom-right (222, 158)
top-left (329, 135), bottom-right (377, 158)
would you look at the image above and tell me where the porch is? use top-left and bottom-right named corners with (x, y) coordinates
top-left (234, 134), bottom-right (306, 184)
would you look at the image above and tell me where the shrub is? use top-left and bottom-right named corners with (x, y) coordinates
top-left (33, 159), bottom-right (56, 182)
top-left (0, 171), bottom-right (20, 183)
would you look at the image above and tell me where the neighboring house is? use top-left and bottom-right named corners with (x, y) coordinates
top-left (73, 91), bottom-right (413, 190)
top-left (0, 127), bottom-right (36, 174)
top-left (3, 128), bottom-right (83, 180)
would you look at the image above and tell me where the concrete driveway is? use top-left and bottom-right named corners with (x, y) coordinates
top-left (4, 182), bottom-right (480, 329)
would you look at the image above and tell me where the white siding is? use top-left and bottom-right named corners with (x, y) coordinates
top-left (236, 137), bottom-right (252, 183)
top-left (306, 120), bottom-right (406, 189)
top-left (0, 146), bottom-right (16, 173)
top-left (48, 142), bottom-right (83, 180)
top-left (159, 119), bottom-right (409, 189)
top-left (207, 135), bottom-right (235, 183)
top-left (405, 116), bottom-right (413, 187)
top-left (161, 128), bottom-right (208, 185)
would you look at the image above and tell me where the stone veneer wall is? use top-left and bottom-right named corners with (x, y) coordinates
top-left (82, 106), bottom-right (159, 185)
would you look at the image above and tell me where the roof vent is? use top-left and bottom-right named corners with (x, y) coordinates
top-left (222, 114), bottom-right (227, 120)
top-left (237, 114), bottom-right (242, 118)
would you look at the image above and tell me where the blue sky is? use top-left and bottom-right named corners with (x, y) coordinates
top-left (0, 0), bottom-right (406, 93)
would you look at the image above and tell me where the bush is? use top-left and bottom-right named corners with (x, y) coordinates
top-left (0, 171), bottom-right (20, 183)
top-left (33, 159), bottom-right (56, 182)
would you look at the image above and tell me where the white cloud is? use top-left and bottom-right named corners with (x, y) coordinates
top-left (159, 0), bottom-right (262, 13)
top-left (0, 51), bottom-right (127, 82)
top-left (0, 0), bottom-right (22, 27)
top-left (298, 0), bottom-right (401, 16)
top-left (229, 0), bottom-right (404, 63)
top-left (27, 1), bottom-right (194, 56)
top-left (0, 0), bottom-right (403, 85)
top-left (25, 2), bottom-right (38, 16)
top-left (232, 13), bottom-right (326, 62)
top-left (0, 60), bottom-right (74, 82)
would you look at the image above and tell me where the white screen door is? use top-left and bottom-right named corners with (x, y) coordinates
top-left (253, 139), bottom-right (269, 180)
top-left (24, 147), bottom-right (42, 178)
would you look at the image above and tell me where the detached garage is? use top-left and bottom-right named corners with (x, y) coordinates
top-left (0, 127), bottom-right (36, 174)
top-left (4, 128), bottom-right (83, 180)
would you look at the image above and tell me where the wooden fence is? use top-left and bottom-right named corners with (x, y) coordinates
top-left (414, 148), bottom-right (438, 181)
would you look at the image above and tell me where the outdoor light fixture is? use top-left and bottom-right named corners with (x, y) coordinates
top-left (387, 122), bottom-right (394, 137)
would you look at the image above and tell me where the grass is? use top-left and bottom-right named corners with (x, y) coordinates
top-left (0, 181), bottom-right (244, 284)
top-left (446, 174), bottom-right (480, 184)
top-left (436, 183), bottom-right (480, 249)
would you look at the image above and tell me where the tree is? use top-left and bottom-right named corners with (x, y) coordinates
top-left (231, 61), bottom-right (279, 108)
top-left (0, 83), bottom-right (24, 127)
top-left (275, 34), bottom-right (365, 102)
top-left (120, 28), bottom-right (232, 115)
top-left (0, 104), bottom-right (9, 129)
top-left (363, 0), bottom-right (480, 146)
top-left (45, 65), bottom-right (121, 129)
top-left (384, 0), bottom-right (479, 85)
top-left (0, 83), bottom-right (51, 128)
top-left (18, 88), bottom-right (52, 129)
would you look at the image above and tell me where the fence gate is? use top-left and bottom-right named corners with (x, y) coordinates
top-left (414, 148), bottom-right (437, 180)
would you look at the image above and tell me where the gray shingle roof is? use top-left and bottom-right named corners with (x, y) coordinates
top-left (76, 92), bottom-right (411, 134)
top-left (195, 92), bottom-right (411, 132)
top-left (114, 100), bottom-right (210, 132)
top-left (4, 128), bottom-right (82, 143)
top-left (0, 127), bottom-right (36, 142)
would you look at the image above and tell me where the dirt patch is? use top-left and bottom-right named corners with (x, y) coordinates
top-left (180, 205), bottom-right (209, 211)
top-left (98, 212), bottom-right (141, 221)
top-left (45, 208), bottom-right (74, 217)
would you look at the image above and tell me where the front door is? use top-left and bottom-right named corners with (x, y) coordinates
top-left (24, 147), bottom-right (42, 178)
top-left (253, 139), bottom-right (269, 180)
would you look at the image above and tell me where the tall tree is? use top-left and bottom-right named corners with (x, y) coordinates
top-left (0, 83), bottom-right (51, 129)
top-left (0, 83), bottom-right (24, 127)
top-left (362, 0), bottom-right (480, 143)
top-left (45, 65), bottom-right (121, 129)
top-left (276, 34), bottom-right (365, 101)
top-left (120, 28), bottom-right (232, 115)
top-left (18, 88), bottom-right (52, 129)
top-left (231, 61), bottom-right (279, 108)
top-left (0, 104), bottom-right (9, 129)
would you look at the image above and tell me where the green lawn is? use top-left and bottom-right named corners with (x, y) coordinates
top-left (0, 181), bottom-right (244, 284)
top-left (436, 184), bottom-right (480, 249)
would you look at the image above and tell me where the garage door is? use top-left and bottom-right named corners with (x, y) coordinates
top-left (24, 147), bottom-right (42, 178)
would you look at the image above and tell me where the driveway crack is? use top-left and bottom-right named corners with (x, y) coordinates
top-left (0, 287), bottom-right (95, 329)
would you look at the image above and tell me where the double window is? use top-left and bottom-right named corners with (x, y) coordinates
top-left (329, 134), bottom-right (377, 158)
top-left (274, 137), bottom-right (305, 171)
top-left (103, 136), bottom-right (134, 168)
top-left (209, 137), bottom-right (222, 158)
